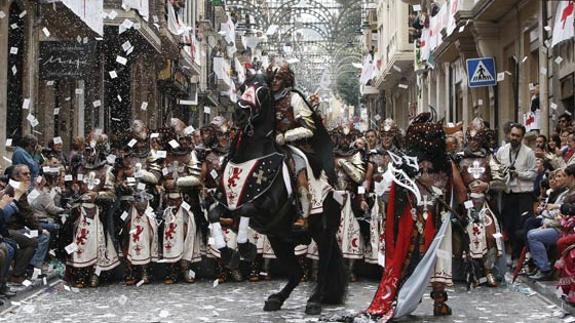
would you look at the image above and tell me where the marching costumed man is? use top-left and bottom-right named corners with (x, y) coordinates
top-left (64, 130), bottom-right (120, 288)
top-left (114, 120), bottom-right (163, 284)
top-left (379, 118), bottom-right (403, 154)
top-left (159, 189), bottom-right (202, 284)
top-left (119, 189), bottom-right (159, 285)
top-left (459, 127), bottom-right (504, 287)
top-left (365, 113), bottom-right (466, 321)
top-left (200, 117), bottom-right (244, 282)
top-left (332, 125), bottom-right (368, 281)
top-left (363, 120), bottom-right (403, 266)
top-left (121, 120), bottom-right (163, 195)
top-left (158, 121), bottom-right (202, 284)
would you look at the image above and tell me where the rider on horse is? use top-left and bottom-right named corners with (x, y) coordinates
top-left (267, 60), bottom-right (324, 229)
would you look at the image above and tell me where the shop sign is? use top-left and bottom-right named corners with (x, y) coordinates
top-left (39, 41), bottom-right (96, 80)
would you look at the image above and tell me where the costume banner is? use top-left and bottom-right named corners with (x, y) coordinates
top-left (393, 213), bottom-right (452, 319)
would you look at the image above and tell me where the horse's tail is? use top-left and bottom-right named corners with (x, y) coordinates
top-left (317, 192), bottom-right (348, 305)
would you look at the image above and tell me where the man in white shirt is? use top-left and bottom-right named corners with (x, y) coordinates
top-left (496, 123), bottom-right (537, 262)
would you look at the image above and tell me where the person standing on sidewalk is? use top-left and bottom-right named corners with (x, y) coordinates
top-left (496, 124), bottom-right (537, 264)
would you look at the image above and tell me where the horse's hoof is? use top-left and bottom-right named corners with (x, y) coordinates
top-left (305, 302), bottom-right (322, 315)
top-left (220, 247), bottom-right (241, 270)
top-left (238, 242), bottom-right (258, 262)
top-left (263, 294), bottom-right (284, 311)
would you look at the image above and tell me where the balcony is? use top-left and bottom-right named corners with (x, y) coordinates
top-left (472, 0), bottom-right (523, 21)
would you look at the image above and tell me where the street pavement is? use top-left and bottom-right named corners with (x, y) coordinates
top-left (0, 279), bottom-right (570, 322)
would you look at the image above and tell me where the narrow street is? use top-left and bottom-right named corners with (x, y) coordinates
top-left (0, 279), bottom-right (568, 322)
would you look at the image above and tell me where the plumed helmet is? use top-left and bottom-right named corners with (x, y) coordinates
top-left (405, 112), bottom-right (449, 172)
top-left (130, 120), bottom-right (148, 141)
top-left (170, 118), bottom-right (187, 137)
top-left (443, 121), bottom-right (463, 136)
top-left (380, 118), bottom-right (403, 147)
top-left (266, 59), bottom-right (294, 89)
top-left (86, 129), bottom-right (110, 153)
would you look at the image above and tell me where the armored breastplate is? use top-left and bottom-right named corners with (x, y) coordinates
top-left (77, 165), bottom-right (109, 194)
top-left (275, 94), bottom-right (297, 133)
top-left (460, 157), bottom-right (490, 189)
top-left (336, 153), bottom-right (362, 191)
top-left (163, 154), bottom-right (191, 180)
top-left (127, 154), bottom-right (148, 168)
top-left (369, 152), bottom-right (388, 175)
top-left (416, 171), bottom-right (449, 212)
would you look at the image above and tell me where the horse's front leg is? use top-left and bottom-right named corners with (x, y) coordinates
top-left (236, 203), bottom-right (258, 262)
top-left (263, 237), bottom-right (303, 312)
top-left (208, 203), bottom-right (240, 270)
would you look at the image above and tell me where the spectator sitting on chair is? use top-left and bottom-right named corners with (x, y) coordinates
top-left (526, 168), bottom-right (569, 281)
top-left (4, 165), bottom-right (51, 281)
top-left (0, 193), bottom-right (18, 301)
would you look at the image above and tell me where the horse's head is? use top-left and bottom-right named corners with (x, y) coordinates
top-left (234, 73), bottom-right (273, 137)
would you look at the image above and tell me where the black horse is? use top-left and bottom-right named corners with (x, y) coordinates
top-left (208, 73), bottom-right (347, 315)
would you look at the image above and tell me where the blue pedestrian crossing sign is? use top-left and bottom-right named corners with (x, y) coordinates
top-left (466, 57), bottom-right (497, 88)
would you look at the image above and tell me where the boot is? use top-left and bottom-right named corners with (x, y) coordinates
top-left (72, 268), bottom-right (87, 289)
top-left (90, 273), bottom-right (99, 288)
top-left (142, 266), bottom-right (151, 284)
top-left (163, 264), bottom-right (177, 284)
top-left (125, 265), bottom-right (137, 286)
top-left (181, 261), bottom-right (195, 284)
top-left (230, 269), bottom-right (243, 282)
top-left (249, 268), bottom-right (260, 282)
top-left (484, 269), bottom-right (498, 287)
top-left (217, 262), bottom-right (227, 284)
top-left (249, 257), bottom-right (261, 282)
top-left (182, 270), bottom-right (195, 284)
top-left (348, 259), bottom-right (357, 282)
top-left (431, 289), bottom-right (452, 316)
top-left (293, 187), bottom-right (311, 231)
top-left (261, 258), bottom-right (271, 281)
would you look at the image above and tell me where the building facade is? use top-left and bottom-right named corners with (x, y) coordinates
top-left (0, 0), bottom-right (243, 165)
top-left (361, 0), bottom-right (575, 140)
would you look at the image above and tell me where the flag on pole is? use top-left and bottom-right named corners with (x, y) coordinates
top-left (359, 56), bottom-right (375, 85)
top-left (552, 1), bottom-right (575, 47)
